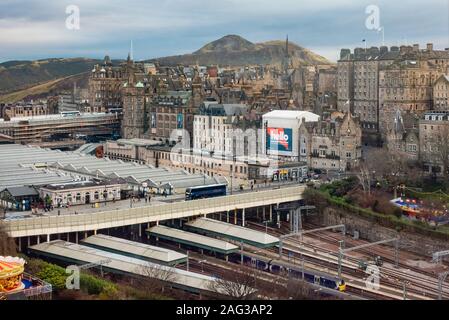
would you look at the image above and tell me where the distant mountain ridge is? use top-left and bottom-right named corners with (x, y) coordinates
top-left (0, 35), bottom-right (331, 103)
top-left (151, 35), bottom-right (331, 67)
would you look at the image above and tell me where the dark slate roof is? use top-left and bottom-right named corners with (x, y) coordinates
top-left (2, 186), bottom-right (39, 197)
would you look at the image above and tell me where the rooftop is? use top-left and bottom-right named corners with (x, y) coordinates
top-left (262, 110), bottom-right (320, 122)
top-left (185, 218), bottom-right (280, 248)
top-left (0, 144), bottom-right (227, 192)
top-left (147, 225), bottom-right (239, 254)
top-left (29, 240), bottom-right (217, 293)
top-left (81, 234), bottom-right (187, 265)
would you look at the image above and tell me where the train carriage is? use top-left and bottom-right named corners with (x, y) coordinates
top-left (229, 252), bottom-right (346, 292)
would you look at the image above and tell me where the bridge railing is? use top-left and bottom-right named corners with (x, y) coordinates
top-left (1, 185), bottom-right (305, 236)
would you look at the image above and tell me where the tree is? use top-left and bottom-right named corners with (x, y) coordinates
top-left (362, 147), bottom-right (419, 187)
top-left (137, 262), bottom-right (178, 294)
top-left (356, 164), bottom-right (372, 195)
top-left (208, 265), bottom-right (258, 300)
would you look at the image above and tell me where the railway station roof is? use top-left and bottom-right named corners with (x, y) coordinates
top-left (185, 218), bottom-right (280, 248)
top-left (0, 144), bottom-right (226, 192)
top-left (29, 240), bottom-right (218, 294)
top-left (147, 225), bottom-right (239, 255)
top-left (81, 234), bottom-right (187, 266)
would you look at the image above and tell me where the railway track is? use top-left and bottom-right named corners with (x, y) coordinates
top-left (245, 220), bottom-right (446, 299)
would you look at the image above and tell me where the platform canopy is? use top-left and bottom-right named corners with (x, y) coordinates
top-left (147, 225), bottom-right (239, 255)
top-left (185, 218), bottom-right (280, 248)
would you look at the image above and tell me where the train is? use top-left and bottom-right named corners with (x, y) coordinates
top-left (185, 184), bottom-right (227, 201)
top-left (228, 251), bottom-right (346, 292)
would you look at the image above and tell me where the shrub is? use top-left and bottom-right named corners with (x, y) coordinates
top-left (80, 273), bottom-right (116, 295)
top-left (37, 263), bottom-right (68, 291)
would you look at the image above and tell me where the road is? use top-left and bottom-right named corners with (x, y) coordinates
top-left (2, 180), bottom-right (306, 221)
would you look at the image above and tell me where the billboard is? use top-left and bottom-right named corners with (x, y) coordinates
top-left (266, 128), bottom-right (293, 153)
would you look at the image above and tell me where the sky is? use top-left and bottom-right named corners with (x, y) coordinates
top-left (0, 0), bottom-right (448, 63)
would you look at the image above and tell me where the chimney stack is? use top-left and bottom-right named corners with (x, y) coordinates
top-left (413, 44), bottom-right (419, 52)
top-left (427, 43), bottom-right (434, 51)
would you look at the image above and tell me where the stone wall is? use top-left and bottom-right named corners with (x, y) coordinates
top-left (308, 207), bottom-right (449, 258)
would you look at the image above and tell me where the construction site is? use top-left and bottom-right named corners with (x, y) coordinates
top-left (0, 112), bottom-right (121, 150)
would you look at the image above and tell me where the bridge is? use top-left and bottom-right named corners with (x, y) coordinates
top-left (0, 185), bottom-right (306, 239)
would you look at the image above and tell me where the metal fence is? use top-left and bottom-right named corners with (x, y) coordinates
top-left (1, 185), bottom-right (305, 237)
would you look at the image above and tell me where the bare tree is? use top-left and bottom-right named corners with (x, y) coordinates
top-left (363, 147), bottom-right (418, 187)
top-left (356, 164), bottom-right (372, 195)
top-left (137, 262), bottom-right (178, 294)
top-left (208, 265), bottom-right (258, 300)
top-left (285, 277), bottom-right (322, 300)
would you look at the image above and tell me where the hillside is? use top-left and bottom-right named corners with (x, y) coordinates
top-left (0, 72), bottom-right (90, 103)
top-left (151, 35), bottom-right (331, 67)
top-left (0, 58), bottom-right (101, 95)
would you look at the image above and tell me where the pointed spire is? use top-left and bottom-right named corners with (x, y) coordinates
top-left (130, 40), bottom-right (134, 61)
top-left (286, 34), bottom-right (289, 56)
top-left (127, 40), bottom-right (134, 63)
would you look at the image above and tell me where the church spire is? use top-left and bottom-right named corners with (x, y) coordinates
top-left (127, 40), bottom-right (134, 63)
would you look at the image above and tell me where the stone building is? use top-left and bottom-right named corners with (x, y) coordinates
top-left (148, 90), bottom-right (195, 143)
top-left (122, 79), bottom-right (147, 139)
top-left (384, 110), bottom-right (420, 161)
top-left (419, 111), bottom-right (449, 176)
top-left (337, 44), bottom-right (449, 146)
top-left (318, 67), bottom-right (337, 95)
top-left (433, 75), bottom-right (449, 111)
top-left (379, 59), bottom-right (438, 141)
top-left (337, 49), bottom-right (354, 113)
top-left (1, 102), bottom-right (50, 119)
top-left (39, 180), bottom-right (123, 207)
top-left (337, 46), bottom-right (397, 144)
top-left (88, 56), bottom-right (130, 112)
top-left (299, 112), bottom-right (362, 171)
top-left (193, 103), bottom-right (261, 157)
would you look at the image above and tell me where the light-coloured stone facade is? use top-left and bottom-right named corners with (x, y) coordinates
top-left (39, 181), bottom-right (122, 207)
top-left (379, 62), bottom-right (438, 140)
top-left (337, 44), bottom-right (449, 146)
top-left (433, 75), bottom-right (449, 111)
top-left (2, 103), bottom-right (51, 119)
top-left (299, 112), bottom-right (362, 171)
top-left (419, 112), bottom-right (449, 175)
